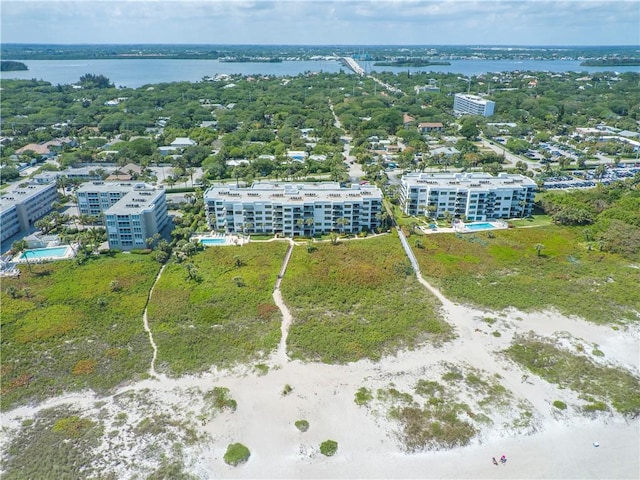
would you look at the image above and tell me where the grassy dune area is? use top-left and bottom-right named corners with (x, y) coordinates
top-left (282, 233), bottom-right (451, 363)
top-left (1, 255), bottom-right (160, 410)
top-left (411, 226), bottom-right (640, 324)
top-left (147, 242), bottom-right (288, 375)
top-left (507, 336), bottom-right (640, 415)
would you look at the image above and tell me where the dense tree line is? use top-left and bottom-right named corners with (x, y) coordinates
top-left (538, 176), bottom-right (640, 257)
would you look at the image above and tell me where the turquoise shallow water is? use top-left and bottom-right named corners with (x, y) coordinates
top-left (21, 246), bottom-right (69, 259)
top-left (200, 238), bottom-right (226, 245)
top-left (465, 222), bottom-right (496, 231)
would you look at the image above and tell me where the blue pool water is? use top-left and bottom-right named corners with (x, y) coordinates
top-left (21, 246), bottom-right (70, 259)
top-left (464, 222), bottom-right (496, 231)
top-left (200, 238), bottom-right (226, 245)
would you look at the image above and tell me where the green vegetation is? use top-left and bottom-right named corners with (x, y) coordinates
top-left (507, 337), bottom-right (640, 415)
top-left (580, 58), bottom-right (640, 67)
top-left (1, 255), bottom-right (160, 410)
top-left (508, 215), bottom-right (552, 227)
top-left (282, 233), bottom-right (451, 363)
top-left (355, 387), bottom-right (374, 406)
top-left (147, 242), bottom-right (288, 375)
top-left (203, 387), bottom-right (237, 413)
top-left (295, 420), bottom-right (310, 432)
top-left (282, 384), bottom-right (293, 396)
top-left (372, 365), bottom-right (529, 451)
top-left (389, 404), bottom-right (477, 452)
top-left (319, 439), bottom-right (338, 457)
top-left (223, 443), bottom-right (251, 466)
top-left (3, 407), bottom-right (103, 479)
top-left (1, 60), bottom-right (27, 71)
top-left (553, 400), bottom-right (568, 410)
top-left (413, 225), bottom-right (640, 323)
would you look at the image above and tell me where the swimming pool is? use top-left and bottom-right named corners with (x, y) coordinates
top-left (200, 238), bottom-right (226, 246)
top-left (464, 222), bottom-right (496, 231)
top-left (21, 246), bottom-right (70, 259)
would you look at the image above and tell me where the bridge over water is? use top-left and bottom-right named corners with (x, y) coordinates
top-left (338, 56), bottom-right (365, 76)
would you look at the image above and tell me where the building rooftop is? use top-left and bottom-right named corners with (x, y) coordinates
top-left (0, 183), bottom-right (56, 214)
top-left (402, 172), bottom-right (536, 188)
top-left (454, 93), bottom-right (494, 104)
top-left (205, 182), bottom-right (383, 203)
top-left (104, 185), bottom-right (165, 216)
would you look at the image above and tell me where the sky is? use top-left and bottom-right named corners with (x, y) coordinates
top-left (1, 0), bottom-right (639, 46)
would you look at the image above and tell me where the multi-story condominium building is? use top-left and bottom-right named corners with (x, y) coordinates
top-left (204, 182), bottom-right (383, 236)
top-left (453, 93), bottom-right (495, 117)
top-left (400, 172), bottom-right (536, 221)
top-left (77, 182), bottom-right (168, 250)
top-left (0, 183), bottom-right (58, 243)
top-left (32, 166), bottom-right (111, 185)
top-left (76, 182), bottom-right (137, 217)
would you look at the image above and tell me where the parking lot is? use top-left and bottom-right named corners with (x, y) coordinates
top-left (543, 165), bottom-right (640, 189)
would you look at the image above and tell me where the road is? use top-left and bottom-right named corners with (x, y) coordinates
top-left (480, 138), bottom-right (541, 170)
top-left (330, 99), bottom-right (364, 183)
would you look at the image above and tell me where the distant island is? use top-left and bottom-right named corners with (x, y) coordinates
top-left (1, 61), bottom-right (28, 71)
top-left (374, 59), bottom-right (451, 67)
top-left (220, 57), bottom-right (283, 63)
top-left (580, 58), bottom-right (640, 67)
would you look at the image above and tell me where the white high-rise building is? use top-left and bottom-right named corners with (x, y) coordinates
top-left (453, 93), bottom-right (495, 117)
top-left (400, 173), bottom-right (535, 221)
top-left (204, 182), bottom-right (383, 236)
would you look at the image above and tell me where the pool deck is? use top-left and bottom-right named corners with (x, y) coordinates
top-left (12, 244), bottom-right (77, 264)
top-left (194, 233), bottom-right (249, 246)
top-left (419, 221), bottom-right (509, 235)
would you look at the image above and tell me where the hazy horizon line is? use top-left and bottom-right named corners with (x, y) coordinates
top-left (3, 43), bottom-right (638, 48)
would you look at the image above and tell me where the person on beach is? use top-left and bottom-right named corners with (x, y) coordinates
top-left (500, 455), bottom-right (507, 464)
top-left (492, 457), bottom-right (499, 466)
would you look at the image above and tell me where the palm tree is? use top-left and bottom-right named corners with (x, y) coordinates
top-left (12, 239), bottom-right (31, 272)
top-left (336, 217), bottom-right (349, 234)
top-left (304, 217), bottom-right (314, 236)
top-left (535, 243), bottom-right (545, 257)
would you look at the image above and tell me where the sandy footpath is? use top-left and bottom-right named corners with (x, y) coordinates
top-left (1, 263), bottom-right (639, 479)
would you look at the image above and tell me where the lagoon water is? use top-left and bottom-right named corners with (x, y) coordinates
top-left (2, 58), bottom-right (638, 88)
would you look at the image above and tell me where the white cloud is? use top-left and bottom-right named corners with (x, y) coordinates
top-left (1, 0), bottom-right (638, 44)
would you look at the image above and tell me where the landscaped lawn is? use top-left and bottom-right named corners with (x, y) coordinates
top-left (1, 254), bottom-right (161, 410)
top-left (412, 226), bottom-right (640, 323)
top-left (282, 232), bottom-right (451, 363)
top-left (147, 242), bottom-right (288, 375)
top-left (508, 215), bottom-right (552, 227)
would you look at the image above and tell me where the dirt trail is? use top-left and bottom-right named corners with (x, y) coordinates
top-left (142, 264), bottom-right (166, 378)
top-left (273, 239), bottom-right (295, 365)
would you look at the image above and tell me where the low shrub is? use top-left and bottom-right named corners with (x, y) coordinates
top-left (295, 420), bottom-right (309, 432)
top-left (223, 443), bottom-right (250, 466)
top-left (552, 400), bottom-right (567, 410)
top-left (282, 384), bottom-right (293, 396)
top-left (507, 337), bottom-right (640, 415)
top-left (583, 401), bottom-right (609, 412)
top-left (319, 439), bottom-right (338, 456)
top-left (354, 387), bottom-right (373, 406)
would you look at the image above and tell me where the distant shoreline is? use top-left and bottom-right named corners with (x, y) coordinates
top-left (0, 60), bottom-right (28, 71)
top-left (580, 58), bottom-right (640, 66)
top-left (374, 60), bottom-right (451, 67)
